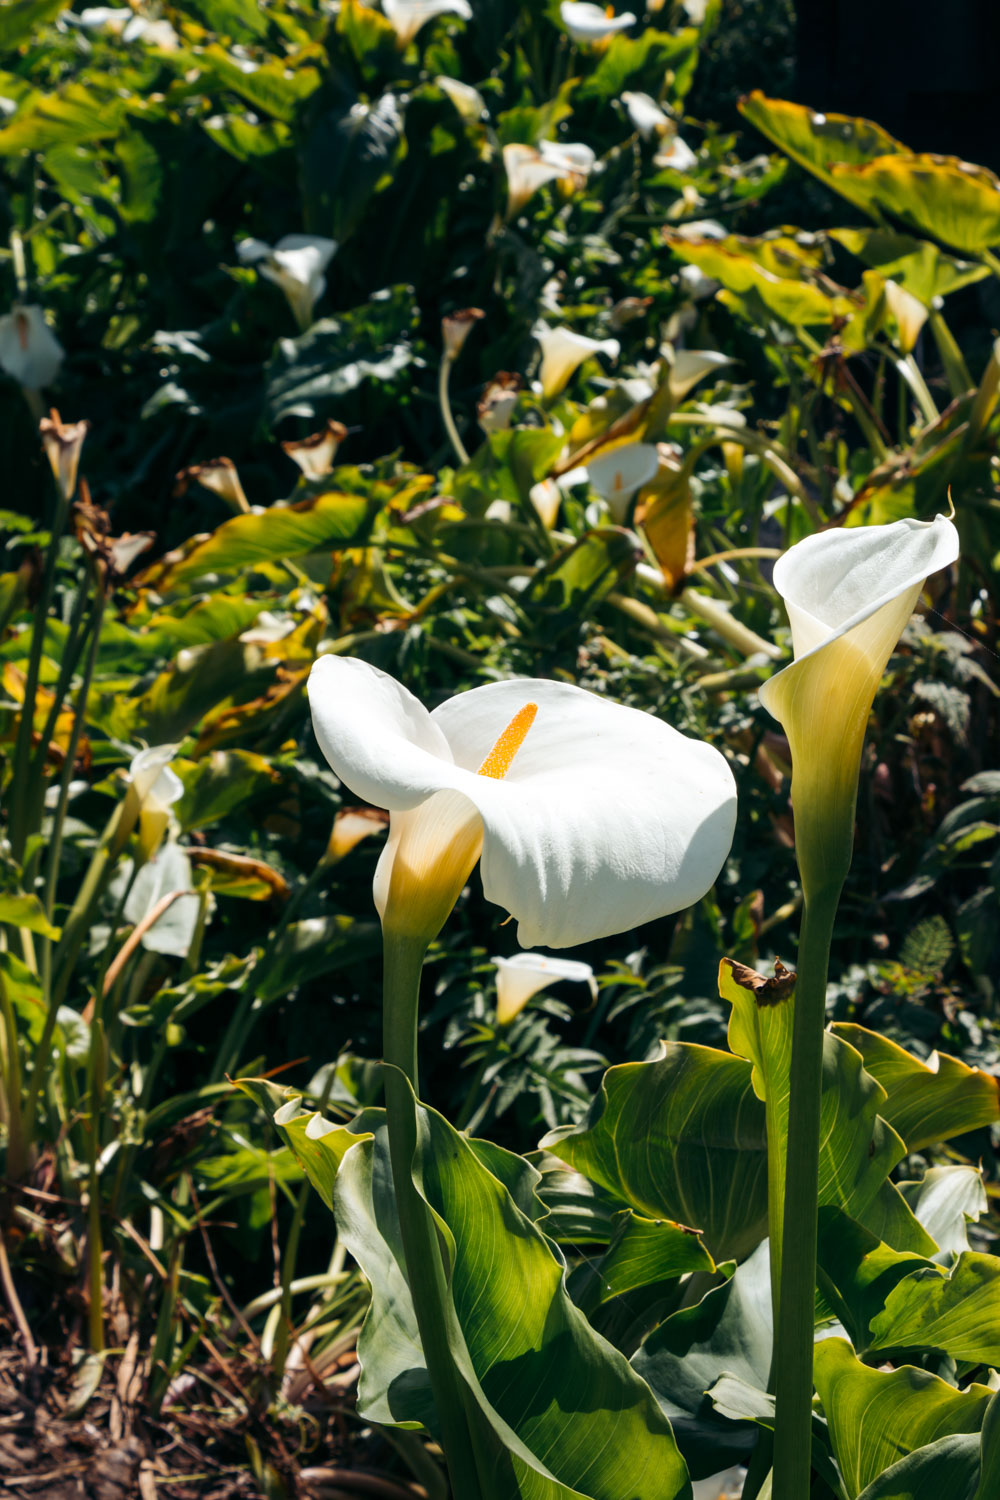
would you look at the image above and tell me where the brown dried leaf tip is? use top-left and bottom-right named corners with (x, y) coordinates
top-left (729, 957), bottom-right (797, 1007)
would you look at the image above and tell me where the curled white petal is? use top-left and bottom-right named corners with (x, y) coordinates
top-left (533, 320), bottom-right (620, 399)
top-left (668, 348), bottom-right (732, 400)
top-left (560, 2), bottom-right (636, 44)
top-left (383, 0), bottom-right (471, 45)
top-left (309, 656), bottom-right (737, 949)
top-left (580, 443), bottom-right (661, 520)
top-left (492, 951), bottom-right (595, 1024)
top-left (0, 305), bottom-right (64, 389)
top-left (238, 234), bottom-right (337, 330)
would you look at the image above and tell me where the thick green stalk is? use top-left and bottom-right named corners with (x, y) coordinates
top-left (770, 888), bottom-right (839, 1500)
top-left (382, 933), bottom-right (484, 1500)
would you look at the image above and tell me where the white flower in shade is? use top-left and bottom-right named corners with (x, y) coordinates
top-left (560, 2), bottom-right (636, 44)
top-left (503, 141), bottom-right (594, 218)
top-left (760, 515), bottom-right (959, 901)
top-left (529, 478), bottom-right (562, 529)
top-left (654, 133), bottom-right (698, 172)
top-left (0, 305), bottom-right (64, 390)
top-left (308, 656), bottom-right (737, 949)
top-left (74, 6), bottom-right (132, 30)
top-left (560, 443), bottom-right (661, 520)
top-left (492, 952), bottom-right (596, 1025)
top-left (882, 279), bottom-right (929, 353)
top-left (691, 1468), bottom-right (745, 1500)
top-left (668, 348), bottom-right (732, 400)
top-left (383, 0), bottom-right (472, 46)
top-left (679, 264), bottom-right (718, 301)
top-left (533, 321), bottom-right (620, 399)
top-left (124, 745), bottom-right (184, 862)
top-left (281, 420), bottom-right (348, 479)
top-left (622, 91), bottom-right (670, 140)
top-left (122, 15), bottom-right (179, 47)
top-left (237, 234), bottom-right (338, 330)
top-left (435, 75), bottom-right (486, 123)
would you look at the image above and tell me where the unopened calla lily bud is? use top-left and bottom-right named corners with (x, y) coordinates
top-left (529, 479), bottom-right (562, 529)
top-left (174, 457), bottom-right (250, 514)
top-left (883, 280), bottom-right (929, 353)
top-left (39, 410), bottom-right (88, 500)
top-left (122, 745), bottom-right (184, 863)
top-left (492, 952), bottom-right (596, 1025)
top-left (442, 308), bottom-right (485, 361)
top-left (281, 421), bottom-right (348, 480)
top-left (759, 515), bottom-right (959, 900)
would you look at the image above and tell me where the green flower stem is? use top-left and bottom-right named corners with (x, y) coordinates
top-left (438, 354), bottom-right (470, 466)
top-left (383, 932), bottom-right (485, 1500)
top-left (771, 886), bottom-right (839, 1500)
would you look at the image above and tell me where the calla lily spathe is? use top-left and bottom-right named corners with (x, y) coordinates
top-left (622, 92), bottom-right (670, 140)
top-left (534, 321), bottom-right (620, 399)
top-left (668, 348), bottom-right (732, 400)
top-left (238, 234), bottom-right (338, 330)
top-left (0, 305), bottom-right (64, 390)
top-left (560, 2), bottom-right (636, 44)
top-left (123, 745), bottom-right (184, 861)
top-left (383, 0), bottom-right (472, 46)
top-left (760, 514), bottom-right (959, 899)
top-left (882, 279), bottom-right (928, 353)
top-left (503, 141), bottom-right (595, 218)
top-left (492, 952), bottom-right (596, 1025)
top-left (308, 656), bottom-right (737, 949)
top-left (560, 442), bottom-right (661, 520)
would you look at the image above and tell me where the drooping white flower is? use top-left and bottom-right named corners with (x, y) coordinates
top-left (503, 141), bottom-right (595, 218)
top-left (668, 348), bottom-right (732, 400)
top-left (654, 133), bottom-right (698, 172)
top-left (560, 443), bottom-right (661, 520)
top-left (281, 420), bottom-right (348, 479)
top-left (435, 75), bottom-right (486, 123)
top-left (383, 0), bottom-right (472, 47)
top-left (124, 745), bottom-right (185, 861)
top-left (492, 952), bottom-right (596, 1025)
top-left (759, 515), bottom-right (959, 900)
top-left (308, 656), bottom-right (737, 949)
top-left (533, 321), bottom-right (620, 399)
top-left (560, 2), bottom-right (636, 44)
top-left (622, 91), bottom-right (670, 140)
top-left (0, 305), bottom-right (64, 390)
top-left (882, 279), bottom-right (929, 353)
top-left (237, 234), bottom-right (338, 330)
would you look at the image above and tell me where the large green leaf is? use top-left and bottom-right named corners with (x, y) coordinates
top-left (830, 1024), bottom-right (1000, 1152)
top-left (899, 1166), bottom-right (987, 1258)
top-left (265, 292), bottom-right (417, 424)
top-left (854, 1436), bottom-right (980, 1500)
top-left (252, 1089), bottom-right (693, 1499)
top-left (0, 0), bottom-right (68, 49)
top-left (664, 233), bottom-right (856, 330)
top-left (829, 230), bottom-right (989, 303)
top-left (813, 1337), bottom-right (992, 1499)
top-left (577, 29), bottom-right (700, 105)
top-left (869, 1252), bottom-right (1000, 1363)
top-left (0, 81), bottom-right (129, 154)
top-left (591, 1213), bottom-right (715, 1304)
top-left (815, 1208), bottom-right (937, 1350)
top-left (301, 85), bottom-right (404, 243)
top-left (0, 893), bottom-right (61, 941)
top-left (632, 1240), bottom-right (771, 1478)
top-left (738, 92), bottom-right (907, 210)
top-left (830, 155), bottom-right (1000, 253)
top-left (545, 1041), bottom-right (769, 1262)
top-left (174, 751), bottom-right (279, 833)
top-left (139, 493), bottom-right (377, 591)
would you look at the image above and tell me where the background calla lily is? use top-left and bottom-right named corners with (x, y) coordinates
top-left (622, 91), bottom-right (670, 139)
top-left (759, 514), bottom-right (959, 898)
top-left (668, 348), bottom-right (732, 400)
top-left (503, 142), bottom-right (594, 218)
top-left (237, 234), bottom-right (337, 330)
top-left (308, 656), bottom-right (737, 949)
top-left (559, 443), bottom-right (661, 520)
top-left (560, 2), bottom-right (636, 43)
top-left (492, 952), bottom-right (596, 1025)
top-left (0, 305), bottom-right (64, 389)
top-left (384, 0), bottom-right (471, 46)
top-left (533, 321), bottom-right (620, 398)
top-left (123, 745), bottom-right (184, 861)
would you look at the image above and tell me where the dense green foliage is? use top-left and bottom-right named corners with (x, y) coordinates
top-left (1, 1), bottom-right (999, 1495)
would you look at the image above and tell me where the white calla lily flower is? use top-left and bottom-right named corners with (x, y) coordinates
top-left (883, 279), bottom-right (928, 353)
top-left (124, 745), bottom-right (185, 861)
top-left (760, 515), bottom-right (959, 899)
top-left (668, 348), bottom-right (732, 400)
top-left (691, 1466), bottom-right (745, 1500)
top-left (654, 133), bottom-right (698, 172)
top-left (435, 75), bottom-right (486, 123)
top-left (538, 139), bottom-right (597, 179)
top-left (533, 321), bottom-right (620, 399)
top-left (0, 305), bottom-right (64, 390)
top-left (503, 141), bottom-right (594, 218)
top-left (238, 234), bottom-right (338, 330)
top-left (562, 443), bottom-right (661, 520)
top-left (529, 478), bottom-right (562, 529)
top-left (492, 952), bottom-right (596, 1025)
top-left (308, 656), bottom-right (737, 949)
top-left (560, 2), bottom-right (636, 44)
top-left (622, 91), bottom-right (670, 140)
top-left (383, 0), bottom-right (471, 46)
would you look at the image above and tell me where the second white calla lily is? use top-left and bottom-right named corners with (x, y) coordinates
top-left (560, 442), bottom-right (661, 520)
top-left (123, 745), bottom-right (185, 862)
top-left (308, 656), bottom-right (737, 949)
top-left (760, 514), bottom-right (959, 899)
top-left (492, 952), bottom-right (596, 1025)
top-left (238, 234), bottom-right (338, 330)
top-left (534, 321), bottom-right (620, 399)
top-left (0, 305), bottom-right (64, 390)
top-left (560, 2), bottom-right (636, 44)
top-left (384, 0), bottom-right (472, 46)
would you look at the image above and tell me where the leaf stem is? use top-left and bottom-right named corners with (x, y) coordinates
top-left (382, 933), bottom-right (484, 1500)
top-left (771, 888), bottom-right (839, 1500)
